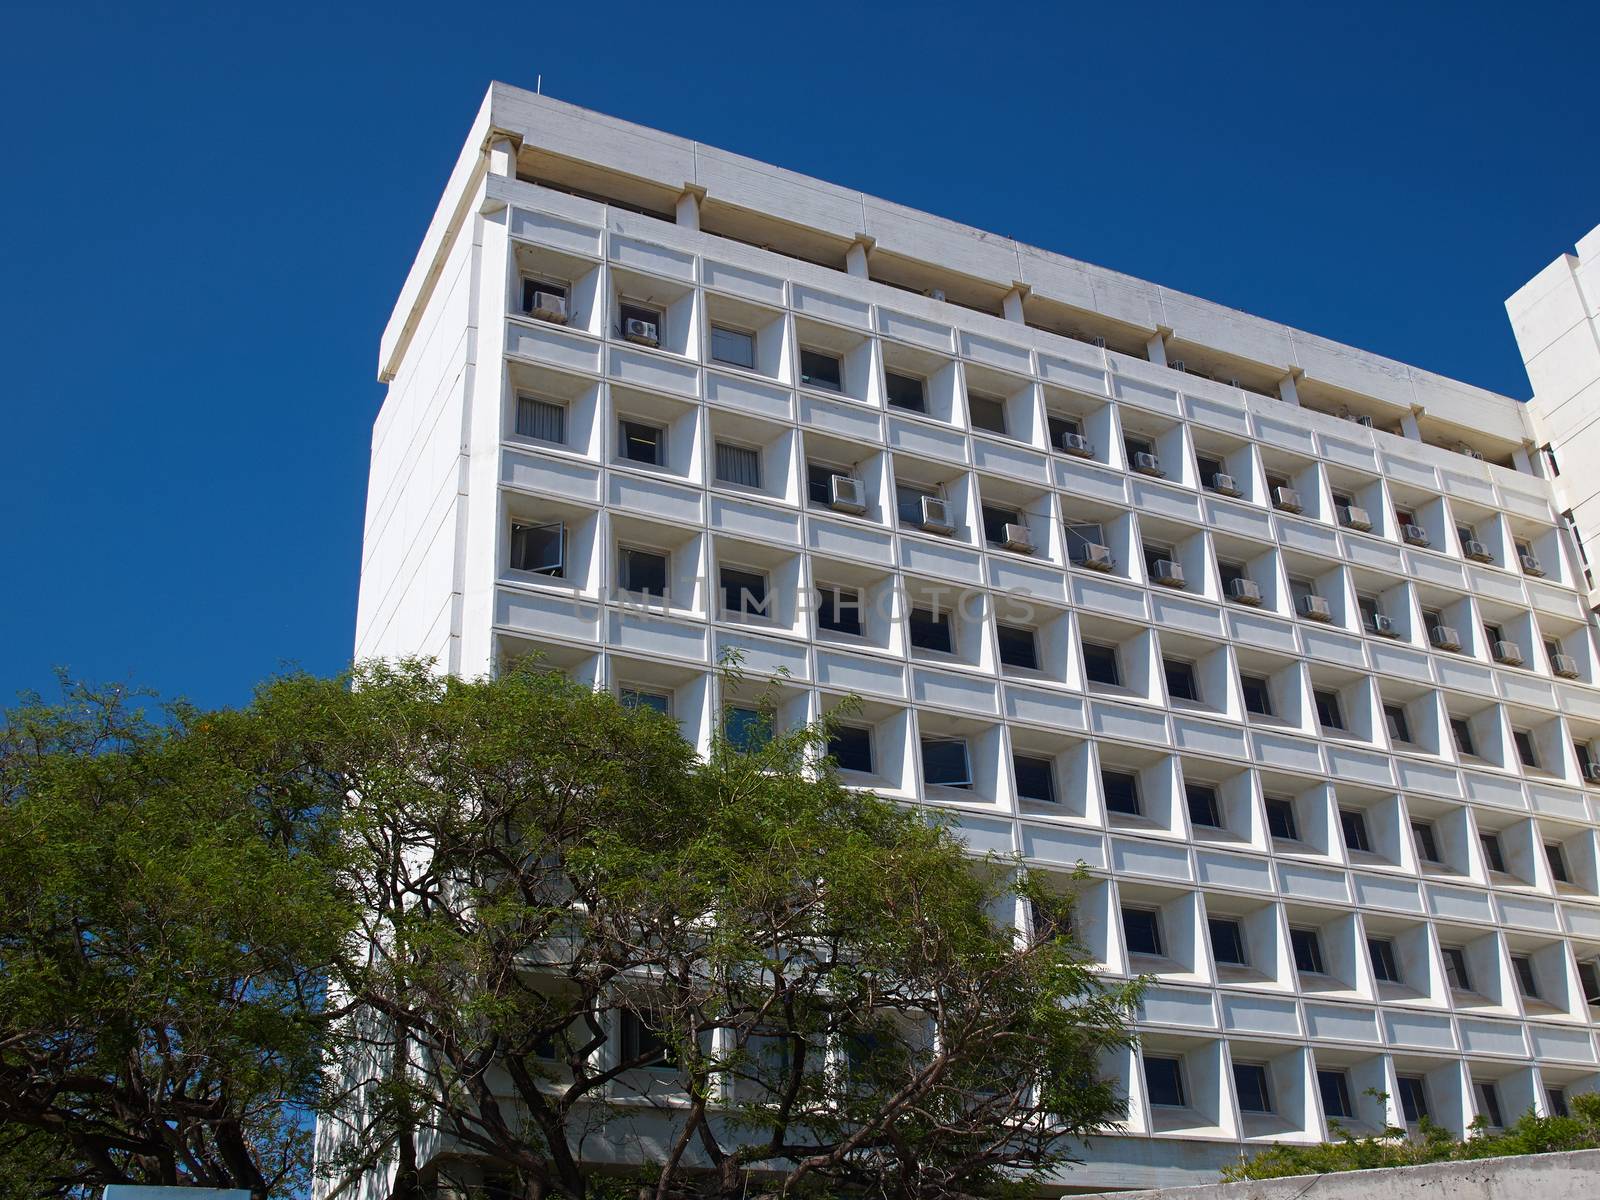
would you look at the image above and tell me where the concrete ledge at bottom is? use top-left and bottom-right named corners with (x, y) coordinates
top-left (1068, 1146), bottom-right (1600, 1199)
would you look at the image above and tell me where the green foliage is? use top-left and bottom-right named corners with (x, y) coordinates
top-left (1222, 1092), bottom-right (1600, 1181)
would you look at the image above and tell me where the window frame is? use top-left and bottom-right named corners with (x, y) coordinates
top-left (708, 323), bottom-right (756, 370)
top-left (617, 544), bottom-right (669, 599)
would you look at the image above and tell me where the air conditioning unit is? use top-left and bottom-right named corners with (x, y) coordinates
top-left (1060, 431), bottom-right (1095, 458)
top-left (1227, 578), bottom-right (1263, 606)
top-left (919, 495), bottom-right (954, 535)
top-left (1002, 523), bottom-right (1035, 554)
top-left (1402, 524), bottom-right (1431, 547)
top-left (1150, 559), bottom-right (1186, 588)
top-left (1297, 594), bottom-right (1333, 622)
top-left (1552, 653), bottom-right (1581, 679)
top-left (1429, 624), bottom-right (1462, 652)
top-left (1272, 486), bottom-right (1303, 513)
top-left (1458, 444), bottom-right (1485, 461)
top-left (623, 317), bottom-right (660, 347)
top-left (1337, 504), bottom-right (1373, 532)
top-left (828, 474), bottom-right (866, 514)
top-left (1584, 761), bottom-right (1600, 785)
top-left (1168, 359), bottom-right (1186, 372)
top-left (1370, 612), bottom-right (1401, 638)
top-left (527, 291), bottom-right (569, 324)
top-left (1131, 451), bottom-right (1164, 477)
top-left (1210, 472), bottom-right (1240, 496)
top-left (1091, 335), bottom-right (1107, 348)
top-left (1492, 640), bottom-right (1525, 667)
top-left (1462, 539), bottom-right (1493, 563)
top-left (1071, 543), bottom-right (1115, 571)
top-left (1346, 413), bottom-right (1375, 428)
top-left (1520, 553), bottom-right (1545, 576)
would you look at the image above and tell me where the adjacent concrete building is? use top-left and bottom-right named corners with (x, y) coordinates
top-left (342, 81), bottom-right (1600, 1193)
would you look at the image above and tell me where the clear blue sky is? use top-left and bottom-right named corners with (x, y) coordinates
top-left (3, 0), bottom-right (1596, 711)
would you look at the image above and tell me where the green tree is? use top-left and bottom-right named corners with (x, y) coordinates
top-left (301, 660), bottom-right (1139, 1200)
top-left (0, 678), bottom-right (352, 1198)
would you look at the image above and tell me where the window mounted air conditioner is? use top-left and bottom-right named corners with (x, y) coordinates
top-left (1002, 523), bottom-right (1035, 554)
top-left (527, 290), bottom-right (569, 324)
top-left (1091, 335), bottom-right (1107, 348)
top-left (1337, 504), bottom-right (1372, 532)
top-left (1210, 472), bottom-right (1240, 496)
top-left (919, 495), bottom-right (954, 535)
top-left (1402, 524), bottom-right (1430, 546)
top-left (1071, 543), bottom-right (1115, 571)
top-left (1168, 359), bottom-right (1186, 372)
top-left (623, 317), bottom-right (660, 347)
top-left (1429, 625), bottom-right (1462, 652)
top-left (1463, 539), bottom-right (1493, 563)
top-left (1370, 613), bottom-right (1401, 638)
top-left (1584, 761), bottom-right (1600, 785)
top-left (1151, 559), bottom-right (1186, 588)
top-left (1458, 444), bottom-right (1485, 460)
top-left (828, 475), bottom-right (866, 514)
top-left (1492, 641), bottom-right (1525, 667)
top-left (1272, 486), bottom-right (1302, 513)
top-left (1227, 578), bottom-right (1262, 606)
top-left (1060, 431), bottom-right (1095, 458)
top-left (1346, 413), bottom-right (1374, 428)
top-left (1520, 553), bottom-right (1545, 576)
top-left (1132, 451), bottom-right (1164, 477)
top-left (1552, 653), bottom-right (1581, 679)
top-left (1297, 594), bottom-right (1332, 622)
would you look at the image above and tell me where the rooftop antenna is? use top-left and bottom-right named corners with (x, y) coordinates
top-left (536, 74), bottom-right (542, 95)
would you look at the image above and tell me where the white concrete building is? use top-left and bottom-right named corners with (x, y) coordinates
top-left (349, 81), bottom-right (1600, 1192)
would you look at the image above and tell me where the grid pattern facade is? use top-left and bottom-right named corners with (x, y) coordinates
top-left (352, 90), bottom-right (1600, 1189)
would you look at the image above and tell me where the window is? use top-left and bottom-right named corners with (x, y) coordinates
top-left (1457, 522), bottom-right (1477, 548)
top-left (1291, 927), bottom-right (1325, 975)
top-left (709, 324), bottom-right (755, 369)
top-left (619, 301), bottom-right (662, 340)
top-left (1064, 521), bottom-right (1106, 555)
top-left (1545, 840), bottom-right (1570, 883)
top-left (1186, 783), bottom-right (1221, 829)
top-left (1047, 413), bottom-right (1082, 447)
top-left (620, 419), bottom-right (665, 466)
top-left (885, 370), bottom-right (926, 412)
top-left (1330, 490), bottom-right (1355, 510)
top-left (908, 607), bottom-right (953, 654)
top-left (1101, 769), bottom-right (1140, 816)
top-left (618, 547), bottom-right (668, 598)
top-left (619, 1010), bottom-right (673, 1071)
top-left (1209, 917), bottom-right (1247, 966)
top-left (1441, 946), bottom-right (1472, 992)
top-left (1240, 673), bottom-right (1273, 717)
top-left (1411, 820), bottom-right (1441, 864)
top-left (1082, 642), bottom-right (1121, 687)
top-left (1288, 576), bottom-right (1316, 608)
top-left (807, 462), bottom-right (845, 508)
top-left (1514, 729), bottom-right (1539, 769)
top-left (516, 394), bottom-right (566, 443)
top-left (1164, 659), bottom-right (1199, 703)
top-left (1217, 561), bottom-right (1246, 591)
top-left (895, 482), bottom-right (938, 526)
top-left (996, 624), bottom-right (1039, 670)
top-left (1314, 689), bottom-right (1345, 731)
top-left (1451, 717), bottom-right (1477, 757)
top-left (720, 566), bottom-right (769, 618)
top-left (1578, 960), bottom-right (1600, 1005)
top-left (981, 503), bottom-right (1023, 546)
top-left (1394, 506), bottom-right (1416, 528)
top-left (1397, 1075), bottom-right (1429, 1123)
top-left (1483, 621), bottom-right (1505, 648)
top-left (967, 393), bottom-right (1007, 435)
top-left (817, 586), bottom-right (863, 637)
top-left (725, 705), bottom-right (770, 753)
top-left (1265, 797), bottom-right (1299, 841)
top-left (1144, 1056), bottom-right (1186, 1107)
top-left (1195, 452), bottom-right (1226, 488)
top-left (1123, 433), bottom-right (1155, 461)
top-left (828, 725), bottom-right (874, 773)
top-left (1574, 740), bottom-right (1596, 776)
top-left (1423, 608), bottom-right (1448, 639)
top-left (1480, 832), bottom-right (1507, 874)
top-left (620, 688), bottom-right (671, 716)
top-left (1122, 907), bottom-right (1163, 957)
top-left (1318, 1069), bottom-right (1353, 1120)
top-left (1368, 937), bottom-right (1400, 983)
top-left (521, 277), bottom-right (567, 315)
top-left (1475, 1081), bottom-right (1505, 1128)
top-left (1384, 704), bottom-right (1413, 744)
top-left (1143, 542), bottom-right (1176, 577)
top-left (1340, 809), bottom-right (1372, 854)
top-left (714, 441), bottom-right (761, 488)
top-left (1357, 595), bottom-right (1382, 631)
top-left (1013, 754), bottom-right (1056, 803)
top-left (799, 347), bottom-right (842, 391)
top-left (1264, 471), bottom-right (1292, 496)
top-left (1548, 1088), bottom-right (1569, 1119)
top-left (1234, 1063), bottom-right (1272, 1114)
top-left (510, 521), bottom-right (563, 576)
top-left (1512, 954), bottom-right (1540, 999)
top-left (921, 738), bottom-right (972, 789)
